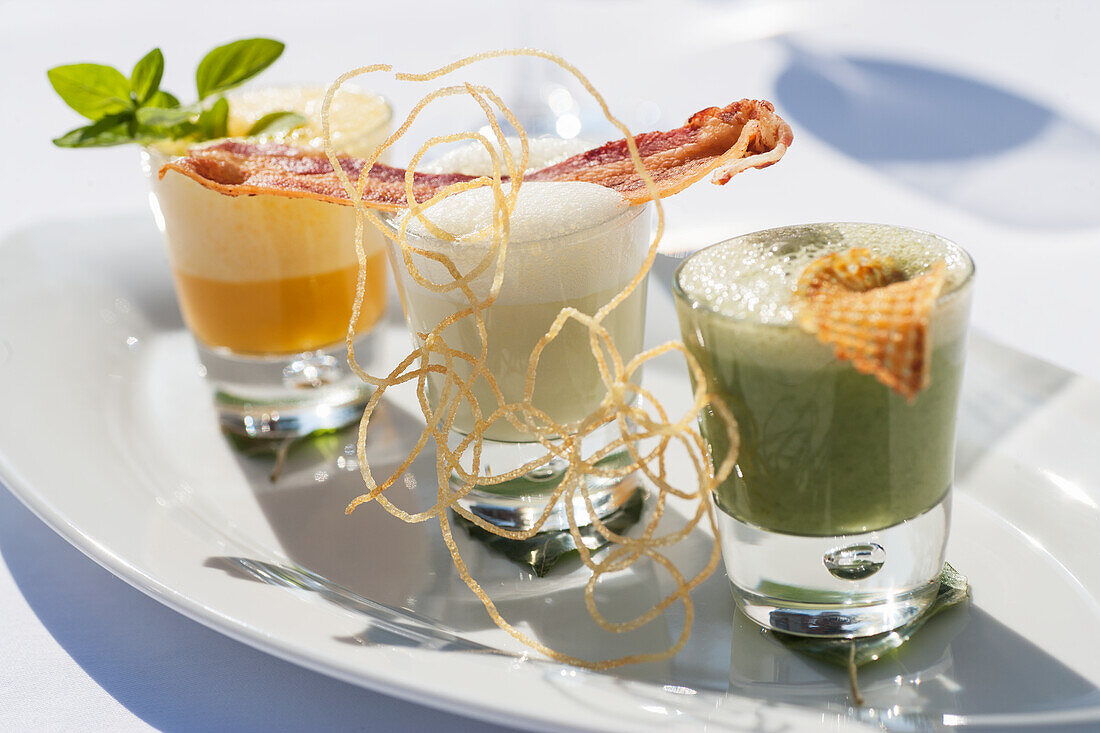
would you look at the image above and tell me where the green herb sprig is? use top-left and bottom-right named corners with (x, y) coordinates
top-left (49, 38), bottom-right (306, 149)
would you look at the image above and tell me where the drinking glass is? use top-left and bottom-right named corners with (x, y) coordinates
top-left (385, 202), bottom-right (653, 530)
top-left (673, 223), bottom-right (974, 637)
top-left (143, 89), bottom-right (392, 438)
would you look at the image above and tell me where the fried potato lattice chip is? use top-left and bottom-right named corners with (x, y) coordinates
top-left (796, 247), bottom-right (947, 401)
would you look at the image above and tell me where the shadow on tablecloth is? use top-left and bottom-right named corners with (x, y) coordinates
top-left (775, 45), bottom-right (1100, 230)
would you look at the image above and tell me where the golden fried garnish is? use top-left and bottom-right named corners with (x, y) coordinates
top-left (795, 248), bottom-right (947, 401)
top-left (323, 49), bottom-right (745, 670)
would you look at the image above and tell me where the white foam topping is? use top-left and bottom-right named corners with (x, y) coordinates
top-left (403, 181), bottom-right (627, 244)
top-left (395, 137), bottom-right (642, 306)
top-left (420, 136), bottom-right (591, 177)
top-left (677, 223), bottom-right (973, 325)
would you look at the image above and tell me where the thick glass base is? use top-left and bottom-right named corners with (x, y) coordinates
top-left (449, 420), bottom-right (637, 532)
top-left (718, 492), bottom-right (950, 638)
top-left (197, 332), bottom-right (376, 439)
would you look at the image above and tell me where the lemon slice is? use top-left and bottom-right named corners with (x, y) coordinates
top-left (225, 85), bottom-right (391, 157)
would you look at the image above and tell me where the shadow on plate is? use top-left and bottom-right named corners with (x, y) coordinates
top-left (213, 396), bottom-right (734, 685)
top-left (201, 295), bottom-right (1100, 727)
top-left (727, 601), bottom-right (1100, 729)
top-left (0, 486), bottom-right (512, 733)
top-left (33, 213), bottom-right (184, 331)
top-left (774, 45), bottom-right (1100, 229)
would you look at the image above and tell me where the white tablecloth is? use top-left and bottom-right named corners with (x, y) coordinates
top-left (2, 1), bottom-right (1097, 729)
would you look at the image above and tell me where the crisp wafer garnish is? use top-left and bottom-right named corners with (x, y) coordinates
top-left (795, 248), bottom-right (947, 401)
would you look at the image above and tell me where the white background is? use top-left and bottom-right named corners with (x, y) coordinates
top-left (1, 0), bottom-right (1097, 730)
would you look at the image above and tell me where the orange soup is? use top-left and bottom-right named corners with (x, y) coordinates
top-left (152, 169), bottom-right (389, 357)
top-left (172, 252), bottom-right (387, 356)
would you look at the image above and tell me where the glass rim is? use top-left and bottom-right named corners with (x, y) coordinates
top-left (226, 82), bottom-right (394, 140)
top-left (381, 198), bottom-right (651, 251)
top-left (671, 221), bottom-right (976, 328)
top-left (141, 83), bottom-right (393, 161)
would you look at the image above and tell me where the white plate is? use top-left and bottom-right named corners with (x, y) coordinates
top-left (1, 213), bottom-right (1098, 731)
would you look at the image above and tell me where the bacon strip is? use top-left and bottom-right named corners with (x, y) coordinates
top-left (160, 140), bottom-right (476, 209)
top-left (526, 100), bottom-right (791, 197)
top-left (159, 99), bottom-right (791, 209)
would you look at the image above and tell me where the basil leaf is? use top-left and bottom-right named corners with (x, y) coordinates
top-left (197, 97), bottom-right (229, 140)
top-left (146, 90), bottom-right (180, 109)
top-left (135, 121), bottom-right (198, 144)
top-left (195, 38), bottom-right (284, 99)
top-left (130, 48), bottom-right (164, 105)
top-left (773, 564), bottom-right (970, 667)
top-left (136, 102), bottom-right (200, 128)
top-left (47, 63), bottom-right (133, 120)
top-left (52, 112), bottom-right (135, 148)
top-left (246, 110), bottom-right (307, 136)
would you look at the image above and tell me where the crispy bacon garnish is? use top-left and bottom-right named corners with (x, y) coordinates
top-left (160, 140), bottom-right (476, 209)
top-left (526, 100), bottom-right (791, 197)
top-left (159, 100), bottom-right (791, 209)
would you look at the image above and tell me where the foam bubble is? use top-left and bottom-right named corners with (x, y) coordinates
top-left (677, 223), bottom-right (973, 325)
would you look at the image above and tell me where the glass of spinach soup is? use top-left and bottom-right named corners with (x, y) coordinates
top-left (673, 223), bottom-right (974, 637)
